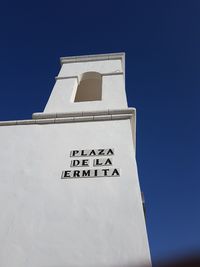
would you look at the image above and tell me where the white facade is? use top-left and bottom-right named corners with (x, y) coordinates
top-left (0, 53), bottom-right (151, 267)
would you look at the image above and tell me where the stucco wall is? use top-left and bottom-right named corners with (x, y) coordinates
top-left (0, 119), bottom-right (151, 267)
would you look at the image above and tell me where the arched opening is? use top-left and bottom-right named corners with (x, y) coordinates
top-left (74, 72), bottom-right (102, 102)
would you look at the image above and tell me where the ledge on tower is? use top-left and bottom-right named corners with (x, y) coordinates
top-left (60, 52), bottom-right (125, 73)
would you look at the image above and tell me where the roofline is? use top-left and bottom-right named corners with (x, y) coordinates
top-left (60, 52), bottom-right (125, 74)
top-left (0, 107), bottom-right (136, 153)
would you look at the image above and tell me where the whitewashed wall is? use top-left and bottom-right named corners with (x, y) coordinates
top-left (0, 119), bottom-right (151, 267)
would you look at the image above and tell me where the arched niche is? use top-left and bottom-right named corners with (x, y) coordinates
top-left (74, 72), bottom-right (102, 102)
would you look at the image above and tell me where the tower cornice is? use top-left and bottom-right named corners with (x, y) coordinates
top-left (60, 52), bottom-right (125, 74)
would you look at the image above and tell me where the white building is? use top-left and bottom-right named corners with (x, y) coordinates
top-left (0, 53), bottom-right (151, 267)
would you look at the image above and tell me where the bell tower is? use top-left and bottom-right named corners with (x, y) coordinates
top-left (0, 53), bottom-right (151, 267)
top-left (43, 53), bottom-right (127, 113)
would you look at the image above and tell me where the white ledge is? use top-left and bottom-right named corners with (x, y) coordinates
top-left (0, 108), bottom-right (136, 151)
top-left (60, 52), bottom-right (125, 65)
top-left (32, 108), bottom-right (135, 119)
top-left (55, 71), bottom-right (124, 81)
top-left (59, 52), bottom-right (125, 79)
top-left (0, 113), bottom-right (133, 126)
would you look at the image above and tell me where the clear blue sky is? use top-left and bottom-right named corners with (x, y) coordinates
top-left (0, 0), bottom-right (199, 264)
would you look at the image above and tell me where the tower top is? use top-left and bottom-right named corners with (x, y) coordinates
top-left (44, 52), bottom-right (127, 114)
top-left (60, 52), bottom-right (125, 74)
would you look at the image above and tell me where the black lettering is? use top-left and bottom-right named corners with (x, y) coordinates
top-left (82, 159), bottom-right (89, 166)
top-left (62, 171), bottom-right (71, 178)
top-left (105, 158), bottom-right (112, 165)
top-left (112, 169), bottom-right (120, 176)
top-left (98, 149), bottom-right (105, 156)
top-left (71, 160), bottom-right (80, 167)
top-left (102, 169), bottom-right (109, 176)
top-left (107, 149), bottom-right (114, 155)
top-left (81, 150), bottom-right (87, 156)
top-left (89, 150), bottom-right (96, 156)
top-left (82, 170), bottom-right (90, 177)
top-left (73, 170), bottom-right (80, 177)
top-left (71, 150), bottom-right (79, 157)
top-left (95, 159), bottom-right (102, 166)
top-left (94, 169), bottom-right (98, 177)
